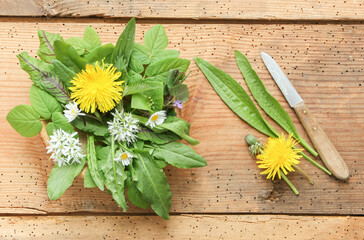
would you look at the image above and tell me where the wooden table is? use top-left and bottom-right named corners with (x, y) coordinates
top-left (1, 1), bottom-right (363, 239)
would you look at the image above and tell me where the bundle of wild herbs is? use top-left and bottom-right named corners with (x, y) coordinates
top-left (6, 19), bottom-right (206, 220)
top-left (195, 51), bottom-right (331, 195)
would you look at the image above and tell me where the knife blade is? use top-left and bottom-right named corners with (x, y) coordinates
top-left (261, 52), bottom-right (350, 180)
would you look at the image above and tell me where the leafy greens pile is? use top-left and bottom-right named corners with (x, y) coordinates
top-left (6, 18), bottom-right (207, 220)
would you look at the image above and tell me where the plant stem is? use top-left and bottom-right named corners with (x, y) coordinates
top-left (294, 165), bottom-right (314, 184)
top-left (297, 150), bottom-right (331, 176)
top-left (85, 114), bottom-right (103, 123)
top-left (94, 110), bottom-right (103, 123)
top-left (280, 170), bottom-right (299, 195)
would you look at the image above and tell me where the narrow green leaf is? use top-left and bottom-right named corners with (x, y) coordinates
top-left (54, 40), bottom-right (87, 72)
top-left (138, 127), bottom-right (180, 144)
top-left (6, 105), bottom-right (42, 137)
top-left (84, 168), bottom-right (98, 188)
top-left (127, 181), bottom-right (149, 209)
top-left (52, 59), bottom-right (76, 88)
top-left (194, 57), bottom-right (278, 138)
top-left (146, 58), bottom-right (190, 82)
top-left (133, 149), bottom-right (171, 220)
top-left (153, 142), bottom-right (207, 168)
top-left (101, 137), bottom-right (127, 211)
top-left (234, 50), bottom-right (318, 156)
top-left (37, 30), bottom-right (63, 63)
top-left (112, 18), bottom-right (136, 65)
top-left (86, 135), bottom-right (105, 191)
top-left (29, 85), bottom-right (63, 119)
top-left (72, 117), bottom-right (109, 137)
top-left (47, 159), bottom-right (86, 200)
top-left (83, 26), bottom-right (101, 52)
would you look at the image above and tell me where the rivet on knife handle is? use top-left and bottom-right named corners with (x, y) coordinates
top-left (293, 102), bottom-right (350, 180)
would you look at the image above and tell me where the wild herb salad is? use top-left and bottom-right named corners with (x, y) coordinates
top-left (7, 18), bottom-right (206, 220)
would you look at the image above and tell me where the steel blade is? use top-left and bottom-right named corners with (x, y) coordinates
top-left (261, 52), bottom-right (303, 107)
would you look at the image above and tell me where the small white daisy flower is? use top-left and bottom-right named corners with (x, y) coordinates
top-left (107, 109), bottom-right (139, 145)
top-left (46, 129), bottom-right (85, 167)
top-left (63, 101), bottom-right (85, 122)
top-left (146, 110), bottom-right (167, 128)
top-left (114, 150), bottom-right (133, 166)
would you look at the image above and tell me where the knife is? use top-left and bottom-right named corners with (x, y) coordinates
top-left (261, 52), bottom-right (350, 180)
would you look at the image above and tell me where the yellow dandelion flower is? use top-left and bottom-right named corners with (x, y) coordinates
top-left (256, 134), bottom-right (302, 180)
top-left (70, 62), bottom-right (123, 113)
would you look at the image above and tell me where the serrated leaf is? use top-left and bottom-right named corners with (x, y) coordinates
top-left (47, 158), bottom-right (86, 200)
top-left (6, 104), bottom-right (42, 137)
top-left (71, 117), bottom-right (109, 137)
top-left (169, 84), bottom-right (189, 103)
top-left (65, 37), bottom-right (88, 55)
top-left (145, 58), bottom-right (190, 82)
top-left (153, 142), bottom-right (207, 168)
top-left (133, 149), bottom-right (171, 220)
top-left (137, 127), bottom-right (180, 144)
top-left (132, 43), bottom-right (150, 65)
top-left (127, 70), bottom-right (143, 84)
top-left (112, 18), bottom-right (135, 66)
top-left (84, 168), bottom-right (97, 188)
top-left (29, 85), bottom-right (63, 119)
top-left (129, 55), bottom-right (144, 73)
top-left (127, 181), bottom-right (150, 209)
top-left (86, 135), bottom-right (104, 191)
top-left (83, 26), bottom-right (101, 52)
top-left (52, 59), bottom-right (76, 88)
top-left (101, 138), bottom-right (127, 211)
top-left (54, 40), bottom-right (87, 72)
top-left (144, 24), bottom-right (168, 54)
top-left (37, 30), bottom-right (63, 63)
top-left (123, 81), bottom-right (161, 96)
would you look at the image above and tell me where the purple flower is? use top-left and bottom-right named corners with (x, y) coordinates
top-left (173, 100), bottom-right (183, 109)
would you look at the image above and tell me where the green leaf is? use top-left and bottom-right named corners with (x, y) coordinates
top-left (101, 137), bottom-right (127, 211)
top-left (84, 43), bottom-right (114, 64)
top-left (51, 112), bottom-right (74, 132)
top-left (129, 55), bottom-right (144, 73)
top-left (52, 59), bottom-right (76, 88)
top-left (234, 50), bottom-right (318, 156)
top-left (29, 85), bottom-right (63, 119)
top-left (138, 127), bottom-right (180, 144)
top-left (123, 81), bottom-right (161, 96)
top-left (169, 84), bottom-right (189, 102)
top-left (46, 122), bottom-right (55, 136)
top-left (127, 71), bottom-right (143, 84)
top-left (65, 37), bottom-right (87, 55)
top-left (194, 57), bottom-right (278, 138)
top-left (86, 135), bottom-right (105, 191)
top-left (131, 81), bottom-right (164, 111)
top-left (127, 181), bottom-right (149, 209)
top-left (133, 149), bottom-right (171, 220)
top-left (132, 43), bottom-right (150, 65)
top-left (153, 142), bottom-right (207, 168)
top-left (145, 58), bottom-right (190, 82)
top-left (112, 18), bottom-right (136, 66)
top-left (16, 52), bottom-right (71, 103)
top-left (37, 30), bottom-right (63, 63)
top-left (6, 105), bottom-right (42, 137)
top-left (83, 26), bottom-right (101, 52)
top-left (54, 40), bottom-right (87, 72)
top-left (151, 49), bottom-right (180, 64)
top-left (47, 159), bottom-right (86, 200)
top-left (84, 168), bottom-right (98, 188)
top-left (144, 24), bottom-right (168, 54)
top-left (72, 117), bottom-right (109, 137)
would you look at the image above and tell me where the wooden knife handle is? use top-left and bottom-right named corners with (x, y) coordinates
top-left (293, 102), bottom-right (350, 180)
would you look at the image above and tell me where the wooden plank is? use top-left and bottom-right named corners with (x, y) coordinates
top-left (0, 18), bottom-right (363, 215)
top-left (1, 0), bottom-right (364, 21)
top-left (0, 215), bottom-right (363, 239)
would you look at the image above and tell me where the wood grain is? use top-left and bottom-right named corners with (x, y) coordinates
top-left (2, 0), bottom-right (364, 21)
top-left (0, 215), bottom-right (362, 239)
top-left (0, 18), bottom-right (363, 215)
